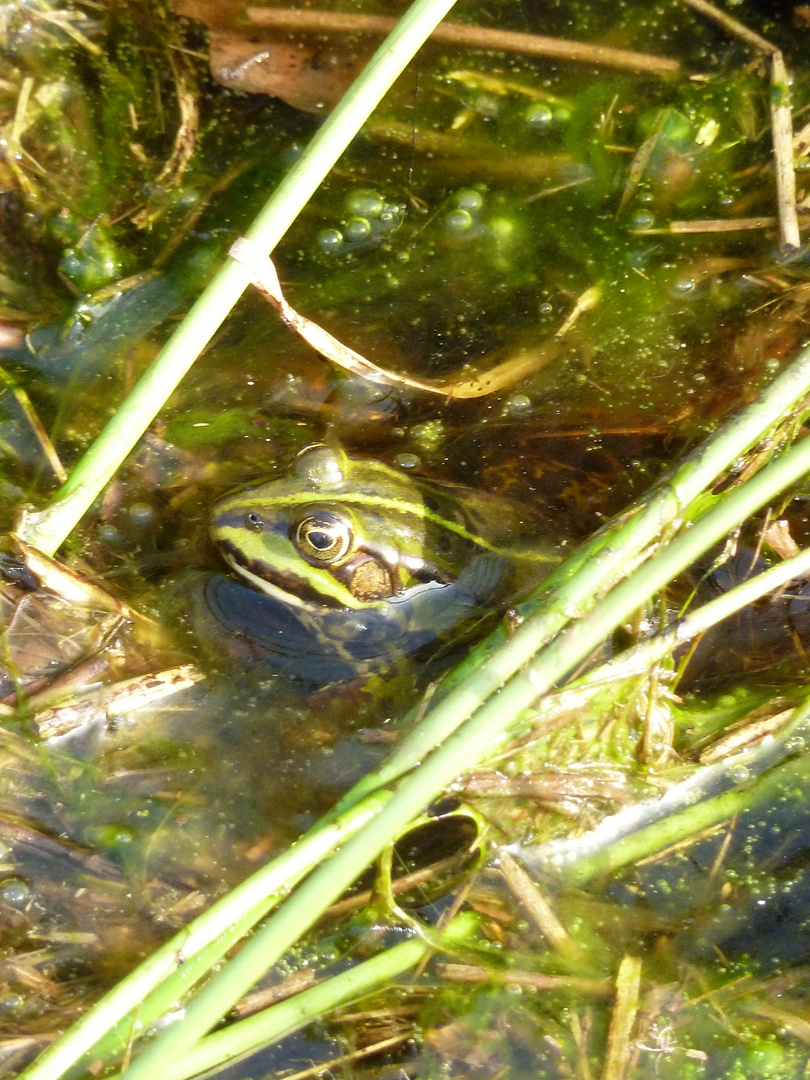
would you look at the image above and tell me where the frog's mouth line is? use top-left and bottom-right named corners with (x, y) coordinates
top-left (216, 538), bottom-right (346, 610)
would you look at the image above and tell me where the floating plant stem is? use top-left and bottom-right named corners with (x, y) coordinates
top-left (770, 49), bottom-right (801, 253)
top-left (680, 0), bottom-right (777, 54)
top-left (635, 216), bottom-right (810, 235)
top-left (603, 956), bottom-right (643, 1080)
top-left (680, 0), bottom-right (800, 253)
top-left (230, 239), bottom-right (563, 398)
top-left (514, 696), bottom-right (810, 887)
top-left (0, 364), bottom-right (66, 482)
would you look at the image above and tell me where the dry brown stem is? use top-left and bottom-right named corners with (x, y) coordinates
top-left (770, 50), bottom-right (801, 253)
top-left (679, 0), bottom-right (800, 252)
top-left (680, 0), bottom-right (777, 53)
top-left (0, 367), bottom-right (66, 482)
top-left (437, 963), bottom-right (611, 994)
top-left (499, 850), bottom-right (573, 953)
top-left (33, 664), bottom-right (204, 739)
top-left (632, 216), bottom-right (810, 235)
top-left (246, 9), bottom-right (680, 76)
top-left (602, 956), bottom-right (643, 1080)
top-left (275, 1035), bottom-right (413, 1080)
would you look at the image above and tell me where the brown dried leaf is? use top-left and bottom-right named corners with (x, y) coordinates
top-left (208, 30), bottom-right (369, 112)
top-left (174, 0), bottom-right (371, 111)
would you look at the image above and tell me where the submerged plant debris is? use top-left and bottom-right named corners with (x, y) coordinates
top-left (2, 0), bottom-right (810, 1078)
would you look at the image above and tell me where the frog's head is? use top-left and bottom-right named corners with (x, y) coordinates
top-left (211, 444), bottom-right (456, 611)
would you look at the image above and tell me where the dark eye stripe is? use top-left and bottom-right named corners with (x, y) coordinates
top-left (216, 538), bottom-right (345, 608)
top-left (214, 507), bottom-right (259, 531)
top-left (215, 491), bottom-right (551, 563)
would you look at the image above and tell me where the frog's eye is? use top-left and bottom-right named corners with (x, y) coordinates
top-left (295, 515), bottom-right (352, 564)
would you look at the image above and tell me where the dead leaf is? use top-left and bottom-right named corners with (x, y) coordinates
top-left (208, 30), bottom-right (370, 112)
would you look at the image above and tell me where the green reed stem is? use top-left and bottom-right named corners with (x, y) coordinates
top-left (164, 912), bottom-right (477, 1080)
top-left (335, 344), bottom-right (810, 810)
top-left (521, 542), bottom-right (810, 725)
top-left (114, 429), bottom-right (810, 1080)
top-left (15, 0), bottom-right (459, 557)
top-left (15, 792), bottom-right (390, 1080)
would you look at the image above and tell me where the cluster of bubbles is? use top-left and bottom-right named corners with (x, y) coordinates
top-left (452, 82), bottom-right (571, 131)
top-left (440, 187), bottom-right (523, 256)
top-left (316, 184), bottom-right (522, 258)
top-left (317, 189), bottom-right (406, 256)
top-left (442, 186), bottom-right (487, 238)
top-left (97, 499), bottom-right (157, 548)
top-left (439, 187), bottom-right (522, 274)
top-left (523, 100), bottom-right (571, 130)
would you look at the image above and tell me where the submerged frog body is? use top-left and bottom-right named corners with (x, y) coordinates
top-left (205, 444), bottom-right (554, 684)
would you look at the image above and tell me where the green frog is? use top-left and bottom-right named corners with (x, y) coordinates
top-left (204, 443), bottom-right (555, 684)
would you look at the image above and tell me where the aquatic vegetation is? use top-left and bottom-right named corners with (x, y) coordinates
top-left (3, 1), bottom-right (810, 1079)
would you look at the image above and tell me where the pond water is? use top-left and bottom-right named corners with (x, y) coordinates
top-left (2, 0), bottom-right (810, 1076)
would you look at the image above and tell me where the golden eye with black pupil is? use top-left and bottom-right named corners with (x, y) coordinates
top-left (295, 515), bottom-right (352, 564)
top-left (246, 511), bottom-right (264, 531)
